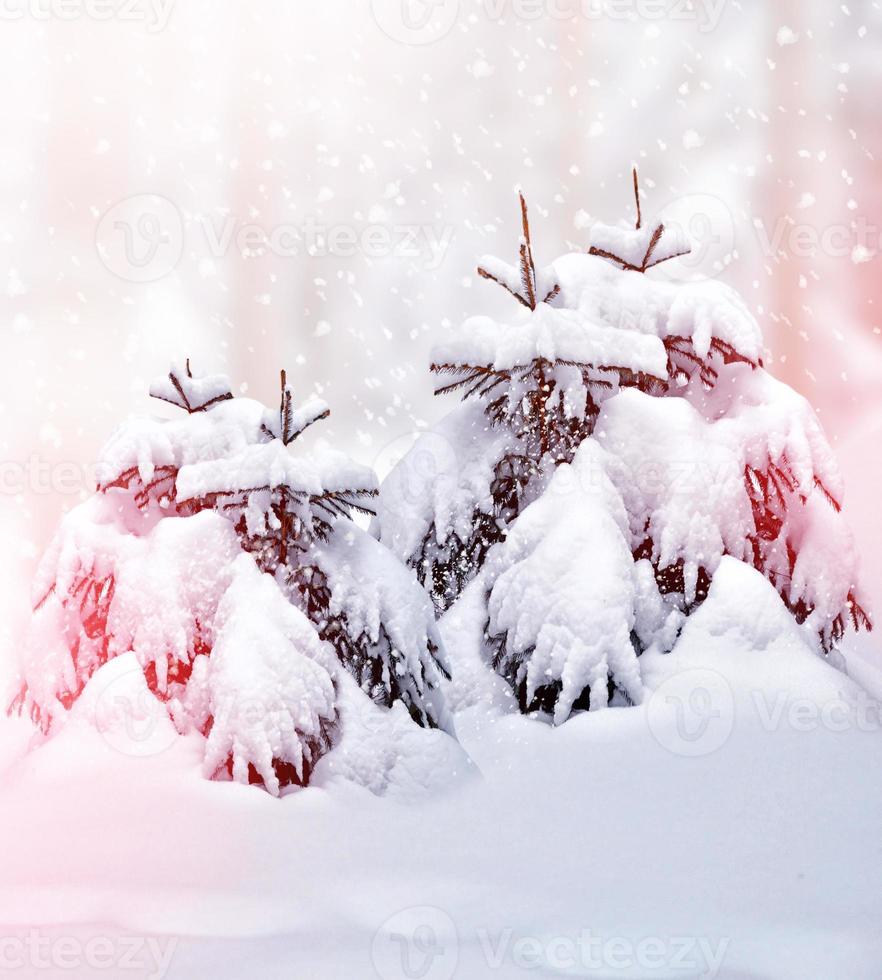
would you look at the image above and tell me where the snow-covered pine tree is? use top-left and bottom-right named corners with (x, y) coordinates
top-left (379, 190), bottom-right (666, 611)
top-left (378, 171), bottom-right (870, 721)
top-left (11, 362), bottom-right (452, 793)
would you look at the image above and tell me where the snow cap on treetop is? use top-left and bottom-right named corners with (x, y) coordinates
top-left (584, 167), bottom-right (692, 274)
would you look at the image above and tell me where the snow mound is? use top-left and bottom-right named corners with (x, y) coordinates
top-left (313, 673), bottom-right (472, 802)
top-left (641, 557), bottom-right (864, 707)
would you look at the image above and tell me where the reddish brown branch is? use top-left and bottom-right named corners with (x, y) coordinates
top-left (633, 167), bottom-right (642, 230)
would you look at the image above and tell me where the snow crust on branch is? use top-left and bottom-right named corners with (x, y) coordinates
top-left (309, 520), bottom-right (453, 733)
top-left (553, 252), bottom-right (764, 366)
top-left (587, 219), bottom-right (691, 273)
top-left (149, 360), bottom-right (234, 414)
top-left (14, 362), bottom-right (460, 795)
top-left (377, 403), bottom-right (516, 565)
top-left (176, 441), bottom-right (377, 505)
top-left (202, 555), bottom-right (338, 796)
top-left (432, 301), bottom-right (667, 380)
top-left (594, 381), bottom-right (863, 644)
top-left (485, 442), bottom-right (644, 724)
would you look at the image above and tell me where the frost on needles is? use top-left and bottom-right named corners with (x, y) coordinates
top-left (10, 362), bottom-right (454, 796)
top-left (377, 172), bottom-right (871, 722)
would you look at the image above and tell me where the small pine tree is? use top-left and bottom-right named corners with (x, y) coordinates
top-left (378, 171), bottom-right (871, 720)
top-left (381, 189), bottom-right (665, 612)
top-left (11, 362), bottom-right (452, 793)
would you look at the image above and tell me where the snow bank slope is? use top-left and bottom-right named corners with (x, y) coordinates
top-left (0, 562), bottom-right (879, 978)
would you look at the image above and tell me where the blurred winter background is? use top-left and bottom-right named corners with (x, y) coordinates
top-left (0, 0), bottom-right (880, 674)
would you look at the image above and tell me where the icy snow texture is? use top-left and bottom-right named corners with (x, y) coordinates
top-left (22, 503), bottom-right (242, 727)
top-left (149, 361), bottom-right (233, 413)
top-left (308, 520), bottom-right (453, 733)
top-left (476, 252), bottom-right (559, 307)
top-left (69, 652), bottom-right (181, 757)
top-left (595, 388), bottom-right (753, 601)
top-left (98, 398), bottom-right (375, 507)
top-left (639, 557), bottom-right (852, 694)
top-left (176, 440), bottom-right (376, 505)
top-left (587, 218), bottom-right (690, 271)
top-left (485, 441), bottom-right (643, 723)
top-left (376, 402), bottom-right (514, 564)
top-left (312, 672), bottom-right (471, 801)
top-left (19, 501), bottom-right (450, 799)
top-left (432, 300), bottom-right (667, 379)
top-left (202, 555), bottom-right (338, 796)
top-left (96, 398), bottom-right (269, 492)
top-left (553, 251), bottom-right (764, 365)
top-left (595, 378), bottom-right (862, 638)
top-left (685, 363), bottom-right (842, 500)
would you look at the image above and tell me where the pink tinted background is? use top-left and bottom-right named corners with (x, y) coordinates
top-left (0, 1), bottom-right (879, 675)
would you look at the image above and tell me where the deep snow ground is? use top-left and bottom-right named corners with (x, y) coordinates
top-left (0, 562), bottom-right (880, 979)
